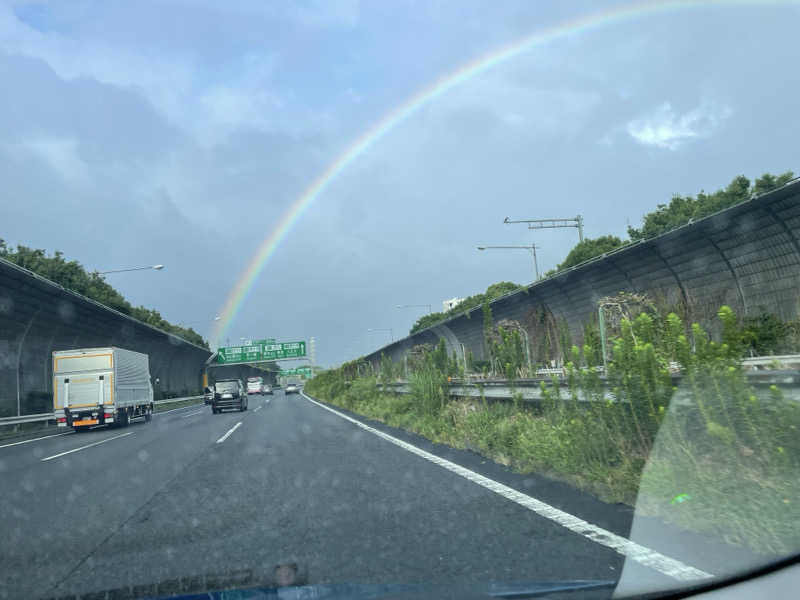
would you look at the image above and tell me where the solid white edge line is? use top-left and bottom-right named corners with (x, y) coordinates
top-left (300, 391), bottom-right (713, 583)
top-left (216, 422), bottom-right (242, 444)
top-left (180, 410), bottom-right (205, 418)
top-left (40, 432), bottom-right (135, 462)
top-left (0, 431), bottom-right (73, 449)
top-left (253, 406), bottom-right (262, 412)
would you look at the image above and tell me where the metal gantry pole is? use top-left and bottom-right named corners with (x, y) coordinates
top-left (504, 216), bottom-right (585, 244)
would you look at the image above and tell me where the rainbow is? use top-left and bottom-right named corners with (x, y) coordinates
top-left (213, 0), bottom-right (791, 344)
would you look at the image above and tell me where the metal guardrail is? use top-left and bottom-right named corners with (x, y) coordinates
top-left (379, 368), bottom-right (800, 405)
top-left (0, 412), bottom-right (56, 427)
top-left (0, 395), bottom-right (204, 427)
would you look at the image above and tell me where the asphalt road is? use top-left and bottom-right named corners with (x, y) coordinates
top-left (0, 390), bottom-right (754, 599)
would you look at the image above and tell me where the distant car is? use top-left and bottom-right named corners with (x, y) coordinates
top-left (285, 383), bottom-right (298, 394)
top-left (261, 383), bottom-right (273, 395)
top-left (203, 386), bottom-right (215, 405)
top-left (246, 377), bottom-right (264, 395)
top-left (212, 379), bottom-right (247, 413)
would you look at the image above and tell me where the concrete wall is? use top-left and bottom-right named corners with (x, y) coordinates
top-left (365, 179), bottom-right (800, 368)
top-left (0, 258), bottom-right (215, 417)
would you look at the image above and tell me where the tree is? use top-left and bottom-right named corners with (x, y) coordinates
top-left (753, 171), bottom-right (795, 197)
top-left (628, 171), bottom-right (794, 241)
top-left (557, 235), bottom-right (624, 271)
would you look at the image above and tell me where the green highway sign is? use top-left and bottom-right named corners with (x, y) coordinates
top-left (280, 367), bottom-right (312, 378)
top-left (216, 340), bottom-right (306, 364)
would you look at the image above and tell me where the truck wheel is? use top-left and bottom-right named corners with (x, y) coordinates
top-left (119, 409), bottom-right (130, 428)
top-left (144, 408), bottom-right (152, 422)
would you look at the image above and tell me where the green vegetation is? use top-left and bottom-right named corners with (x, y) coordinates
top-left (0, 241), bottom-right (209, 348)
top-left (410, 281), bottom-right (521, 334)
top-left (309, 305), bottom-right (800, 556)
top-left (627, 171), bottom-right (794, 242)
top-left (556, 235), bottom-right (624, 271)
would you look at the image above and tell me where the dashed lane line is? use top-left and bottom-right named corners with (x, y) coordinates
top-left (216, 422), bottom-right (242, 444)
top-left (41, 432), bottom-right (135, 462)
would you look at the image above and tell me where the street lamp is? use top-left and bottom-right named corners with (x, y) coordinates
top-left (477, 245), bottom-right (540, 280)
top-left (98, 264), bottom-right (164, 275)
top-left (367, 328), bottom-right (394, 342)
top-left (396, 304), bottom-right (432, 313)
top-left (178, 315), bottom-right (220, 329)
top-left (182, 315), bottom-right (220, 326)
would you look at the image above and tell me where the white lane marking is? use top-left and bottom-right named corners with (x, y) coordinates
top-left (0, 431), bottom-right (73, 449)
top-left (216, 422), bottom-right (242, 444)
top-left (301, 392), bottom-right (713, 583)
top-left (253, 406), bottom-right (262, 412)
top-left (180, 410), bottom-right (205, 419)
top-left (40, 432), bottom-right (135, 462)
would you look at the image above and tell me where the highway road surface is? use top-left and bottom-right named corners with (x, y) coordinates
top-left (0, 391), bottom-right (755, 599)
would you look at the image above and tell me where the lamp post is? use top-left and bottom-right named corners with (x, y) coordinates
top-left (180, 315), bottom-right (221, 329)
top-left (98, 264), bottom-right (164, 274)
top-left (396, 304), bottom-right (432, 313)
top-left (477, 245), bottom-right (540, 280)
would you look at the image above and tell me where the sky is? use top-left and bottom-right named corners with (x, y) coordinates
top-left (0, 0), bottom-right (798, 367)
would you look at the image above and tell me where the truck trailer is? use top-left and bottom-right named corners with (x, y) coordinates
top-left (53, 347), bottom-right (154, 431)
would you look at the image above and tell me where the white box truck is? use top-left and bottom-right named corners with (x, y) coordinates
top-left (53, 347), bottom-right (154, 431)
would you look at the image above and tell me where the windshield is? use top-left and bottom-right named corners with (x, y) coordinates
top-left (215, 381), bottom-right (239, 392)
top-left (1, 1), bottom-right (798, 599)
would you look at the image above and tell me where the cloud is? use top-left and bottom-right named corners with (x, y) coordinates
top-left (626, 101), bottom-right (733, 150)
top-left (21, 137), bottom-right (89, 183)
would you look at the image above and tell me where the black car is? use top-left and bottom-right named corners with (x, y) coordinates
top-left (212, 379), bottom-right (247, 413)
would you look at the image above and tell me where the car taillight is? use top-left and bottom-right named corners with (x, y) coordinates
top-left (104, 413), bottom-right (114, 419)
top-left (57, 417), bottom-right (66, 423)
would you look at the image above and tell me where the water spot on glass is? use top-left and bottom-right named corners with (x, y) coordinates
top-left (57, 301), bottom-right (75, 322)
top-left (67, 483), bottom-right (85, 502)
top-left (138, 449), bottom-right (149, 462)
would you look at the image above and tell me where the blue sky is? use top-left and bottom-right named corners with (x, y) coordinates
top-left (1, 0), bottom-right (798, 365)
